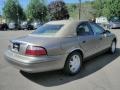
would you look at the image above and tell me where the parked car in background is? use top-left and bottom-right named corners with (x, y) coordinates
top-left (20, 21), bottom-right (28, 30)
top-left (27, 24), bottom-right (34, 30)
top-left (20, 21), bottom-right (34, 30)
top-left (32, 21), bottom-right (43, 29)
top-left (96, 16), bottom-right (108, 24)
top-left (4, 20), bottom-right (117, 75)
top-left (0, 24), bottom-right (2, 30)
top-left (96, 16), bottom-right (109, 28)
top-left (108, 17), bottom-right (120, 29)
top-left (0, 23), bottom-right (8, 30)
top-left (8, 22), bottom-right (17, 30)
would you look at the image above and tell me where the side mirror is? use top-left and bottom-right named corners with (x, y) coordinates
top-left (103, 30), bottom-right (111, 34)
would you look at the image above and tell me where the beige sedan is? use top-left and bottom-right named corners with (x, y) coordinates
top-left (4, 20), bottom-right (117, 75)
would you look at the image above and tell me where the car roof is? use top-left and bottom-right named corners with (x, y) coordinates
top-left (46, 20), bottom-right (89, 25)
top-left (44, 20), bottom-right (89, 37)
top-left (46, 20), bottom-right (78, 24)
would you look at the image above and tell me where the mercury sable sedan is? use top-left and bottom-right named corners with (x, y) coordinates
top-left (4, 20), bottom-right (117, 75)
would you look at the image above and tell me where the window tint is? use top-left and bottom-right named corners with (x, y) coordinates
top-left (110, 17), bottom-right (120, 22)
top-left (90, 23), bottom-right (104, 35)
top-left (77, 23), bottom-right (93, 36)
top-left (32, 24), bottom-right (63, 35)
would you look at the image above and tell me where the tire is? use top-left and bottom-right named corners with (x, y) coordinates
top-left (108, 25), bottom-right (112, 29)
top-left (3, 28), bottom-right (6, 31)
top-left (109, 41), bottom-right (116, 54)
top-left (64, 52), bottom-right (82, 75)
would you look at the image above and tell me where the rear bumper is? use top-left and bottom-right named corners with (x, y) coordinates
top-left (4, 50), bottom-right (66, 73)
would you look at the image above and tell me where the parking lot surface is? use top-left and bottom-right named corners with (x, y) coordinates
top-left (0, 29), bottom-right (120, 90)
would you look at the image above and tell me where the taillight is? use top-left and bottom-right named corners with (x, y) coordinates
top-left (25, 45), bottom-right (47, 56)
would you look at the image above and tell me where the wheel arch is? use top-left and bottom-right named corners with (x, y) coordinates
top-left (65, 49), bottom-right (84, 62)
top-left (63, 49), bottom-right (84, 75)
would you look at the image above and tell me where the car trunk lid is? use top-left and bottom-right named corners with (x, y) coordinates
top-left (10, 35), bottom-right (61, 55)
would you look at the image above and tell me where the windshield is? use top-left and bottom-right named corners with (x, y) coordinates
top-left (32, 24), bottom-right (63, 35)
top-left (111, 17), bottom-right (120, 22)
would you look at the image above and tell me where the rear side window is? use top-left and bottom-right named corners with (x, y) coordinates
top-left (32, 24), bottom-right (63, 35)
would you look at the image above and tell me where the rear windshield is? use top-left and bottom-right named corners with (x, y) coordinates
top-left (32, 24), bottom-right (63, 35)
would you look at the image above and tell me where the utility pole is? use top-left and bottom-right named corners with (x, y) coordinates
top-left (79, 0), bottom-right (81, 20)
top-left (16, 0), bottom-right (19, 29)
top-left (100, 0), bottom-right (103, 16)
top-left (3, 0), bottom-right (6, 23)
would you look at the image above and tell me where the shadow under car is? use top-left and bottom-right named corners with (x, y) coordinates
top-left (20, 48), bottom-right (120, 87)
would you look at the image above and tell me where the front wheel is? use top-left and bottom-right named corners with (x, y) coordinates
top-left (64, 52), bottom-right (82, 75)
top-left (109, 41), bottom-right (116, 54)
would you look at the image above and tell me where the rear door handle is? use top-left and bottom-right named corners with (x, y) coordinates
top-left (99, 38), bottom-right (102, 40)
top-left (82, 41), bottom-right (86, 43)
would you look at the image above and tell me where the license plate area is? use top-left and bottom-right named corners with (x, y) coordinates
top-left (12, 43), bottom-right (20, 52)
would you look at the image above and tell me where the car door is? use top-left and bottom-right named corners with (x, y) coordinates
top-left (77, 22), bottom-right (102, 58)
top-left (89, 22), bottom-right (110, 51)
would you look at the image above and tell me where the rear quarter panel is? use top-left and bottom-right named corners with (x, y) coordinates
top-left (60, 37), bottom-right (85, 58)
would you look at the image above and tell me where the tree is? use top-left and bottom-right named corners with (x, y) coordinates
top-left (48, 0), bottom-right (69, 20)
top-left (26, 0), bottom-right (47, 22)
top-left (102, 0), bottom-right (120, 19)
top-left (67, 4), bottom-right (77, 13)
top-left (3, 0), bottom-right (26, 23)
top-left (91, 0), bottom-right (120, 19)
top-left (91, 0), bottom-right (104, 17)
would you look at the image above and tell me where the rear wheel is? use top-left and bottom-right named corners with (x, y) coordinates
top-left (109, 41), bottom-right (116, 54)
top-left (64, 52), bottom-right (82, 75)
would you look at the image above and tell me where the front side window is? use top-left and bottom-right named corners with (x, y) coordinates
top-left (32, 24), bottom-right (63, 35)
top-left (77, 23), bottom-right (93, 36)
top-left (90, 23), bottom-right (105, 35)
